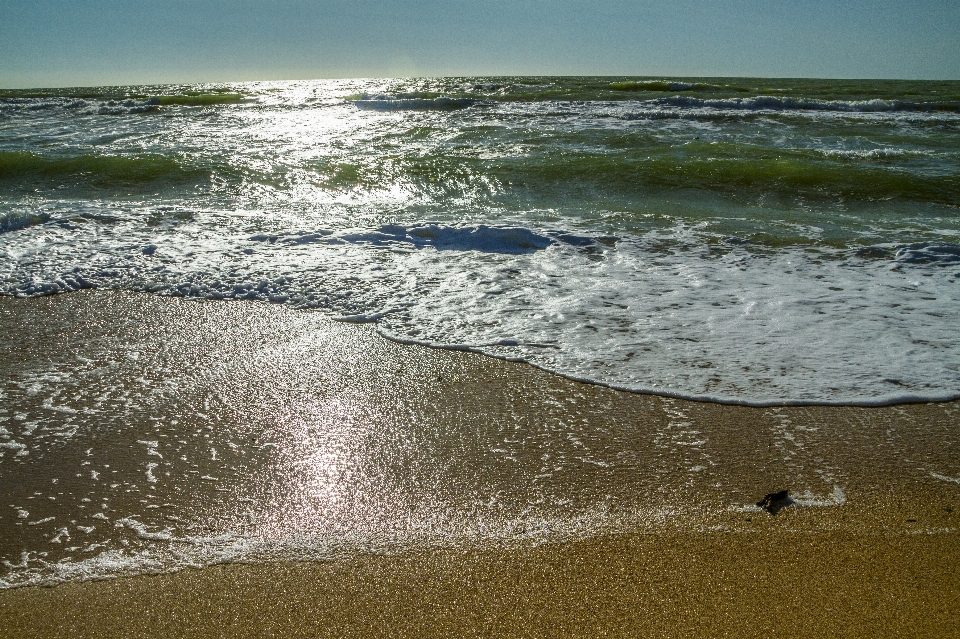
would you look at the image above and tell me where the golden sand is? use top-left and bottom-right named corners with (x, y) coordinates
top-left (1, 529), bottom-right (958, 638)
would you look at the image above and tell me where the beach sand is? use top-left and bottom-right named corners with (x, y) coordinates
top-left (0, 291), bottom-right (958, 637)
top-left (1, 529), bottom-right (958, 638)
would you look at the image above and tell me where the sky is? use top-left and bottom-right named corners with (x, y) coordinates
top-left (1, 0), bottom-right (958, 88)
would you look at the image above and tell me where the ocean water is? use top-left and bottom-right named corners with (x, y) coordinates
top-left (2, 76), bottom-right (960, 589)
top-left (2, 77), bottom-right (959, 404)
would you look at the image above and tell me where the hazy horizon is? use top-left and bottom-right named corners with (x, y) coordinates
top-left (6, 75), bottom-right (960, 94)
top-left (2, 0), bottom-right (958, 89)
top-left (5, 74), bottom-right (960, 93)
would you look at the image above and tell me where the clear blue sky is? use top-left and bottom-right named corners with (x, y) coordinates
top-left (1, 0), bottom-right (958, 88)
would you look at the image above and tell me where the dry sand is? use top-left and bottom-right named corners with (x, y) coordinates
top-left (1, 529), bottom-right (958, 638)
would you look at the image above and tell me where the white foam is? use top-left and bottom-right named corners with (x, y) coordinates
top-left (27, 517), bottom-right (55, 526)
top-left (50, 527), bottom-right (70, 543)
top-left (0, 505), bottom-right (678, 589)
top-left (137, 440), bottom-right (163, 458)
top-left (821, 147), bottom-right (921, 159)
top-left (3, 217), bottom-right (959, 405)
top-left (117, 518), bottom-right (177, 541)
top-left (791, 486), bottom-right (847, 507)
top-left (0, 440), bottom-right (28, 457)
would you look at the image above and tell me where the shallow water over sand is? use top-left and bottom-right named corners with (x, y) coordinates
top-left (2, 292), bottom-right (957, 588)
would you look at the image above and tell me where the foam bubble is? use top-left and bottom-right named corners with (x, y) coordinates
top-left (27, 517), bottom-right (55, 526)
top-left (930, 472), bottom-right (960, 484)
top-left (791, 486), bottom-right (847, 507)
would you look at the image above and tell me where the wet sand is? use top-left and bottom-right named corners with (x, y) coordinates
top-left (0, 291), bottom-right (958, 637)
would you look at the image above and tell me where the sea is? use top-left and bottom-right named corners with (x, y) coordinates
top-left (1, 77), bottom-right (959, 587)
top-left (2, 77), bottom-right (960, 404)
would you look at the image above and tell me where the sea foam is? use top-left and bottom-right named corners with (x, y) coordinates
top-left (1, 77), bottom-right (959, 406)
top-left (2, 215), bottom-right (958, 406)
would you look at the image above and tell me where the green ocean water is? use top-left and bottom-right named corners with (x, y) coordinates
top-left (2, 77), bottom-right (958, 249)
top-left (0, 76), bottom-right (958, 405)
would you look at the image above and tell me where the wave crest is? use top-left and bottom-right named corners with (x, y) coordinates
top-left (652, 95), bottom-right (960, 113)
top-left (894, 242), bottom-right (960, 265)
top-left (252, 224), bottom-right (557, 254)
top-left (347, 93), bottom-right (478, 111)
top-left (0, 211), bottom-right (51, 234)
top-left (0, 151), bottom-right (207, 189)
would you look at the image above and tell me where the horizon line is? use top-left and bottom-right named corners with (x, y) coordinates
top-left (4, 74), bottom-right (960, 92)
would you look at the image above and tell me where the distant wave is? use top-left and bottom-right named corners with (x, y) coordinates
top-left (0, 93), bottom-right (244, 116)
top-left (245, 143), bottom-right (958, 206)
top-left (609, 80), bottom-right (748, 93)
top-left (0, 151), bottom-right (206, 188)
top-left (341, 85), bottom-right (959, 113)
top-left (650, 95), bottom-right (960, 113)
top-left (0, 97), bottom-right (159, 116)
top-left (347, 93), bottom-right (478, 111)
top-left (152, 93), bottom-right (244, 106)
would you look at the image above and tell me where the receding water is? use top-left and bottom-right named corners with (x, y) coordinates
top-left (3, 292), bottom-right (956, 589)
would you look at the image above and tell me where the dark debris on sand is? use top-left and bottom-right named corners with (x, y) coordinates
top-left (756, 490), bottom-right (793, 515)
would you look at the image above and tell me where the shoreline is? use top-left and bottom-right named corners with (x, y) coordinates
top-left (381, 325), bottom-right (960, 408)
top-left (1, 290), bottom-right (958, 636)
top-left (9, 288), bottom-right (960, 409)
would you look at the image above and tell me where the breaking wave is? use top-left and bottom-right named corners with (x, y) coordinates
top-left (347, 93), bottom-right (478, 110)
top-left (0, 93), bottom-right (244, 116)
top-left (248, 224), bottom-right (601, 254)
top-left (650, 95), bottom-right (960, 113)
top-left (609, 80), bottom-right (746, 92)
top-left (0, 211), bottom-right (51, 234)
top-left (894, 242), bottom-right (960, 265)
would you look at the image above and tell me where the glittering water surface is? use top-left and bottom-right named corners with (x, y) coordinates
top-left (2, 77), bottom-right (960, 403)
top-left (3, 77), bottom-right (960, 590)
top-left (0, 294), bottom-right (724, 586)
top-left (3, 292), bottom-right (957, 589)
